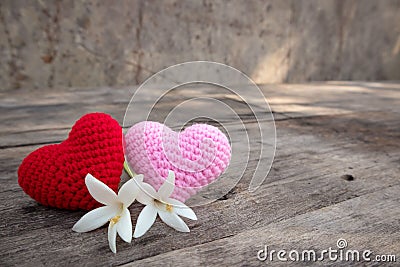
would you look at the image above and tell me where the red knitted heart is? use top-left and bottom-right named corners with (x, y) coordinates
top-left (18, 113), bottom-right (124, 210)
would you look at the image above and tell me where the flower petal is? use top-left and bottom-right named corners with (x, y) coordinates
top-left (158, 170), bottom-right (175, 199)
top-left (118, 176), bottom-right (142, 207)
top-left (135, 174), bottom-right (144, 183)
top-left (158, 210), bottom-right (190, 232)
top-left (133, 205), bottom-right (157, 238)
top-left (167, 198), bottom-right (197, 220)
top-left (85, 174), bottom-right (118, 206)
top-left (137, 182), bottom-right (158, 206)
top-left (72, 205), bottom-right (117, 233)
top-left (108, 222), bottom-right (117, 253)
top-left (117, 208), bottom-right (132, 243)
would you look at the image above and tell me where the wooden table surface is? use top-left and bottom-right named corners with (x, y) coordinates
top-left (0, 82), bottom-right (399, 266)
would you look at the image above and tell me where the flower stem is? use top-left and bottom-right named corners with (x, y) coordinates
top-left (123, 161), bottom-right (136, 178)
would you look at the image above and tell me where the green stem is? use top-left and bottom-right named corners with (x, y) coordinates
top-left (123, 161), bottom-right (136, 178)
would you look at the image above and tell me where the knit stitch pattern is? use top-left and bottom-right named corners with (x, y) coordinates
top-left (125, 121), bottom-right (231, 202)
top-left (18, 113), bottom-right (124, 210)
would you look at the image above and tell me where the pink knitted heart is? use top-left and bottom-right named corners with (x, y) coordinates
top-left (124, 121), bottom-right (231, 202)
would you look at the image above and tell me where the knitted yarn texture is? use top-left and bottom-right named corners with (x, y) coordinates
top-left (124, 121), bottom-right (231, 202)
top-left (18, 113), bottom-right (124, 210)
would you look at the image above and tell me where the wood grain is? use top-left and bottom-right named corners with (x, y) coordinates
top-left (124, 185), bottom-right (400, 267)
top-left (0, 82), bottom-right (399, 266)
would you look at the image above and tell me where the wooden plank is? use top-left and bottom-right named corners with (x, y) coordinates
top-left (0, 82), bottom-right (399, 266)
top-left (1, 155), bottom-right (398, 266)
top-left (124, 185), bottom-right (400, 266)
top-left (0, 109), bottom-right (399, 265)
top-left (0, 86), bottom-right (281, 148)
top-left (1, 110), bottom-right (398, 195)
top-left (1, 82), bottom-right (399, 147)
top-left (264, 81), bottom-right (400, 117)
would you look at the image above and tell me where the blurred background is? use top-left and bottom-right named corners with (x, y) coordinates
top-left (0, 0), bottom-right (399, 91)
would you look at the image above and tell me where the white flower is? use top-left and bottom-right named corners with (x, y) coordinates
top-left (134, 170), bottom-right (197, 238)
top-left (72, 173), bottom-right (142, 253)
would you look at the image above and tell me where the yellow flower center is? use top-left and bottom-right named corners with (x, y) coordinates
top-left (154, 199), bottom-right (174, 212)
top-left (110, 215), bottom-right (121, 226)
top-left (166, 204), bottom-right (173, 212)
